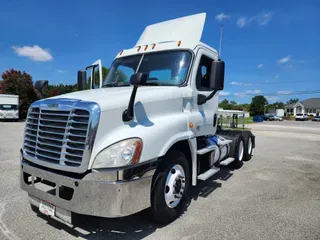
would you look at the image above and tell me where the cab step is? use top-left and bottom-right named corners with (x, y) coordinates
top-left (197, 167), bottom-right (220, 181)
top-left (197, 145), bottom-right (216, 155)
top-left (219, 157), bottom-right (235, 166)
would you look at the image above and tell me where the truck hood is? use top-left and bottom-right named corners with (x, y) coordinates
top-left (48, 86), bottom-right (191, 111)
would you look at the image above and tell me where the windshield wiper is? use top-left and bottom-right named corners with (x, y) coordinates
top-left (102, 83), bottom-right (116, 87)
top-left (102, 83), bottom-right (130, 88)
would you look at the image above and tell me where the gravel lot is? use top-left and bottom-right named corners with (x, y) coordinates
top-left (0, 121), bottom-right (319, 240)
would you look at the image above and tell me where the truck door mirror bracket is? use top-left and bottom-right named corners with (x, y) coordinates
top-left (122, 73), bottom-right (147, 122)
top-left (197, 90), bottom-right (217, 105)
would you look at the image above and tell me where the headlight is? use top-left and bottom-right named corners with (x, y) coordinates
top-left (92, 138), bottom-right (143, 169)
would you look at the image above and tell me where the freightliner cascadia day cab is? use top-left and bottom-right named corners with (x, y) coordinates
top-left (0, 94), bottom-right (19, 120)
top-left (20, 13), bottom-right (255, 224)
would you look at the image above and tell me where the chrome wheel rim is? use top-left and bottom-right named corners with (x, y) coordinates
top-left (238, 140), bottom-right (244, 161)
top-left (164, 164), bottom-right (186, 208)
top-left (248, 137), bottom-right (252, 155)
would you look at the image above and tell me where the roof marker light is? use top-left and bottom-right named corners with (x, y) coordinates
top-left (137, 46), bottom-right (141, 52)
top-left (178, 40), bottom-right (182, 47)
top-left (152, 43), bottom-right (156, 49)
top-left (119, 50), bottom-right (124, 55)
top-left (144, 45), bottom-right (148, 51)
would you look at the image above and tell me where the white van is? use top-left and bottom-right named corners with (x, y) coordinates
top-left (0, 94), bottom-right (19, 120)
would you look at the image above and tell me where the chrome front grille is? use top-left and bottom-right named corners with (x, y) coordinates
top-left (22, 99), bottom-right (100, 173)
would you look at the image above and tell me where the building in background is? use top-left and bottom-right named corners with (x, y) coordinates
top-left (284, 98), bottom-right (320, 116)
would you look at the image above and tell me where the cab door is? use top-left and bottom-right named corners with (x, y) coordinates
top-left (190, 48), bottom-right (219, 137)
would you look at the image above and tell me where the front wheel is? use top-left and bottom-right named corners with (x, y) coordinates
top-left (151, 150), bottom-right (190, 224)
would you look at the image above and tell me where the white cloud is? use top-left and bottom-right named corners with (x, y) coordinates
top-left (237, 12), bottom-right (273, 28)
top-left (277, 91), bottom-right (293, 95)
top-left (257, 12), bottom-right (273, 25)
top-left (266, 96), bottom-right (279, 102)
top-left (234, 93), bottom-right (246, 97)
top-left (275, 74), bottom-right (279, 79)
top-left (231, 81), bottom-right (242, 85)
top-left (246, 90), bottom-right (261, 94)
top-left (236, 17), bottom-right (248, 28)
top-left (219, 91), bottom-right (230, 96)
top-left (230, 81), bottom-right (253, 86)
top-left (257, 64), bottom-right (263, 69)
top-left (277, 55), bottom-right (291, 64)
top-left (57, 69), bottom-right (66, 73)
top-left (215, 13), bottom-right (231, 22)
top-left (12, 45), bottom-right (53, 62)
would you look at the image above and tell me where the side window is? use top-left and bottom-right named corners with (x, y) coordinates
top-left (114, 65), bottom-right (135, 84)
top-left (196, 54), bottom-right (213, 91)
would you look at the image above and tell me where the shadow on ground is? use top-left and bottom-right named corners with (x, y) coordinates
top-left (33, 167), bottom-right (236, 240)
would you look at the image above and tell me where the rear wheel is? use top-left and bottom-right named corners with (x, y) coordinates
top-left (244, 134), bottom-right (253, 161)
top-left (230, 135), bottom-right (245, 169)
top-left (151, 150), bottom-right (190, 224)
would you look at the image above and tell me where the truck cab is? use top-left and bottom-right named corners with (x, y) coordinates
top-left (20, 13), bottom-right (255, 224)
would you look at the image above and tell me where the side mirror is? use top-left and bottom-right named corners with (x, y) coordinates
top-left (77, 70), bottom-right (87, 91)
top-left (209, 61), bottom-right (225, 90)
top-left (129, 72), bottom-right (147, 86)
top-left (122, 73), bottom-right (147, 122)
top-left (35, 80), bottom-right (48, 92)
top-left (35, 80), bottom-right (48, 99)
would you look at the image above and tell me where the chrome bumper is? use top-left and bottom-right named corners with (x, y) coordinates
top-left (20, 161), bottom-right (155, 222)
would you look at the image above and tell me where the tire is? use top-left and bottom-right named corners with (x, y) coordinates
top-left (30, 204), bottom-right (39, 213)
top-left (244, 133), bottom-right (253, 161)
top-left (230, 134), bottom-right (245, 169)
top-left (151, 150), bottom-right (190, 224)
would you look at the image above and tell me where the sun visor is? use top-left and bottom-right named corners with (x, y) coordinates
top-left (135, 13), bottom-right (206, 48)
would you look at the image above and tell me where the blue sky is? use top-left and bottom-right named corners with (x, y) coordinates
top-left (1, 0), bottom-right (319, 104)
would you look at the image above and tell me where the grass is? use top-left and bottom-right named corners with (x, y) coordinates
top-left (244, 117), bottom-right (253, 124)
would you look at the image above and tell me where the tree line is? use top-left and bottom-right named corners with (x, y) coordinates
top-left (219, 96), bottom-right (299, 116)
top-left (1, 67), bottom-right (299, 119)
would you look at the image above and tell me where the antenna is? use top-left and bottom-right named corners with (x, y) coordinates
top-left (219, 24), bottom-right (223, 59)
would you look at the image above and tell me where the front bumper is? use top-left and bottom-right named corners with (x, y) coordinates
top-left (20, 160), bottom-right (156, 222)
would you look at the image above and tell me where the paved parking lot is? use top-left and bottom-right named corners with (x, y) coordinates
top-left (0, 121), bottom-right (319, 240)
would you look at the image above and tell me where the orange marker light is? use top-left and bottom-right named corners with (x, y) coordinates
top-left (119, 50), bottom-right (124, 55)
top-left (189, 122), bottom-right (194, 128)
top-left (152, 43), bottom-right (156, 49)
top-left (144, 45), bottom-right (148, 50)
top-left (178, 40), bottom-right (182, 47)
top-left (137, 46), bottom-right (141, 52)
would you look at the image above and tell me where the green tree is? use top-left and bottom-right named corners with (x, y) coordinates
top-left (230, 100), bottom-right (237, 110)
top-left (287, 98), bottom-right (299, 104)
top-left (88, 66), bottom-right (109, 88)
top-left (249, 95), bottom-right (268, 116)
top-left (267, 101), bottom-right (284, 112)
top-left (1, 69), bottom-right (39, 118)
top-left (237, 103), bottom-right (250, 112)
top-left (219, 99), bottom-right (231, 109)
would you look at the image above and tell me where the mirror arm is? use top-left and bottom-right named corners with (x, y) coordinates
top-left (197, 90), bottom-right (218, 105)
top-left (122, 86), bottom-right (138, 122)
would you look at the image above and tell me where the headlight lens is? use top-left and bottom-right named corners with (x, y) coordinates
top-left (92, 138), bottom-right (143, 169)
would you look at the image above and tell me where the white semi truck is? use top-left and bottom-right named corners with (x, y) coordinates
top-left (20, 13), bottom-right (255, 224)
top-left (0, 94), bottom-right (19, 120)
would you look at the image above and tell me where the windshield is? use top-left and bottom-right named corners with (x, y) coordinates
top-left (0, 104), bottom-right (18, 110)
top-left (102, 50), bottom-right (192, 87)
